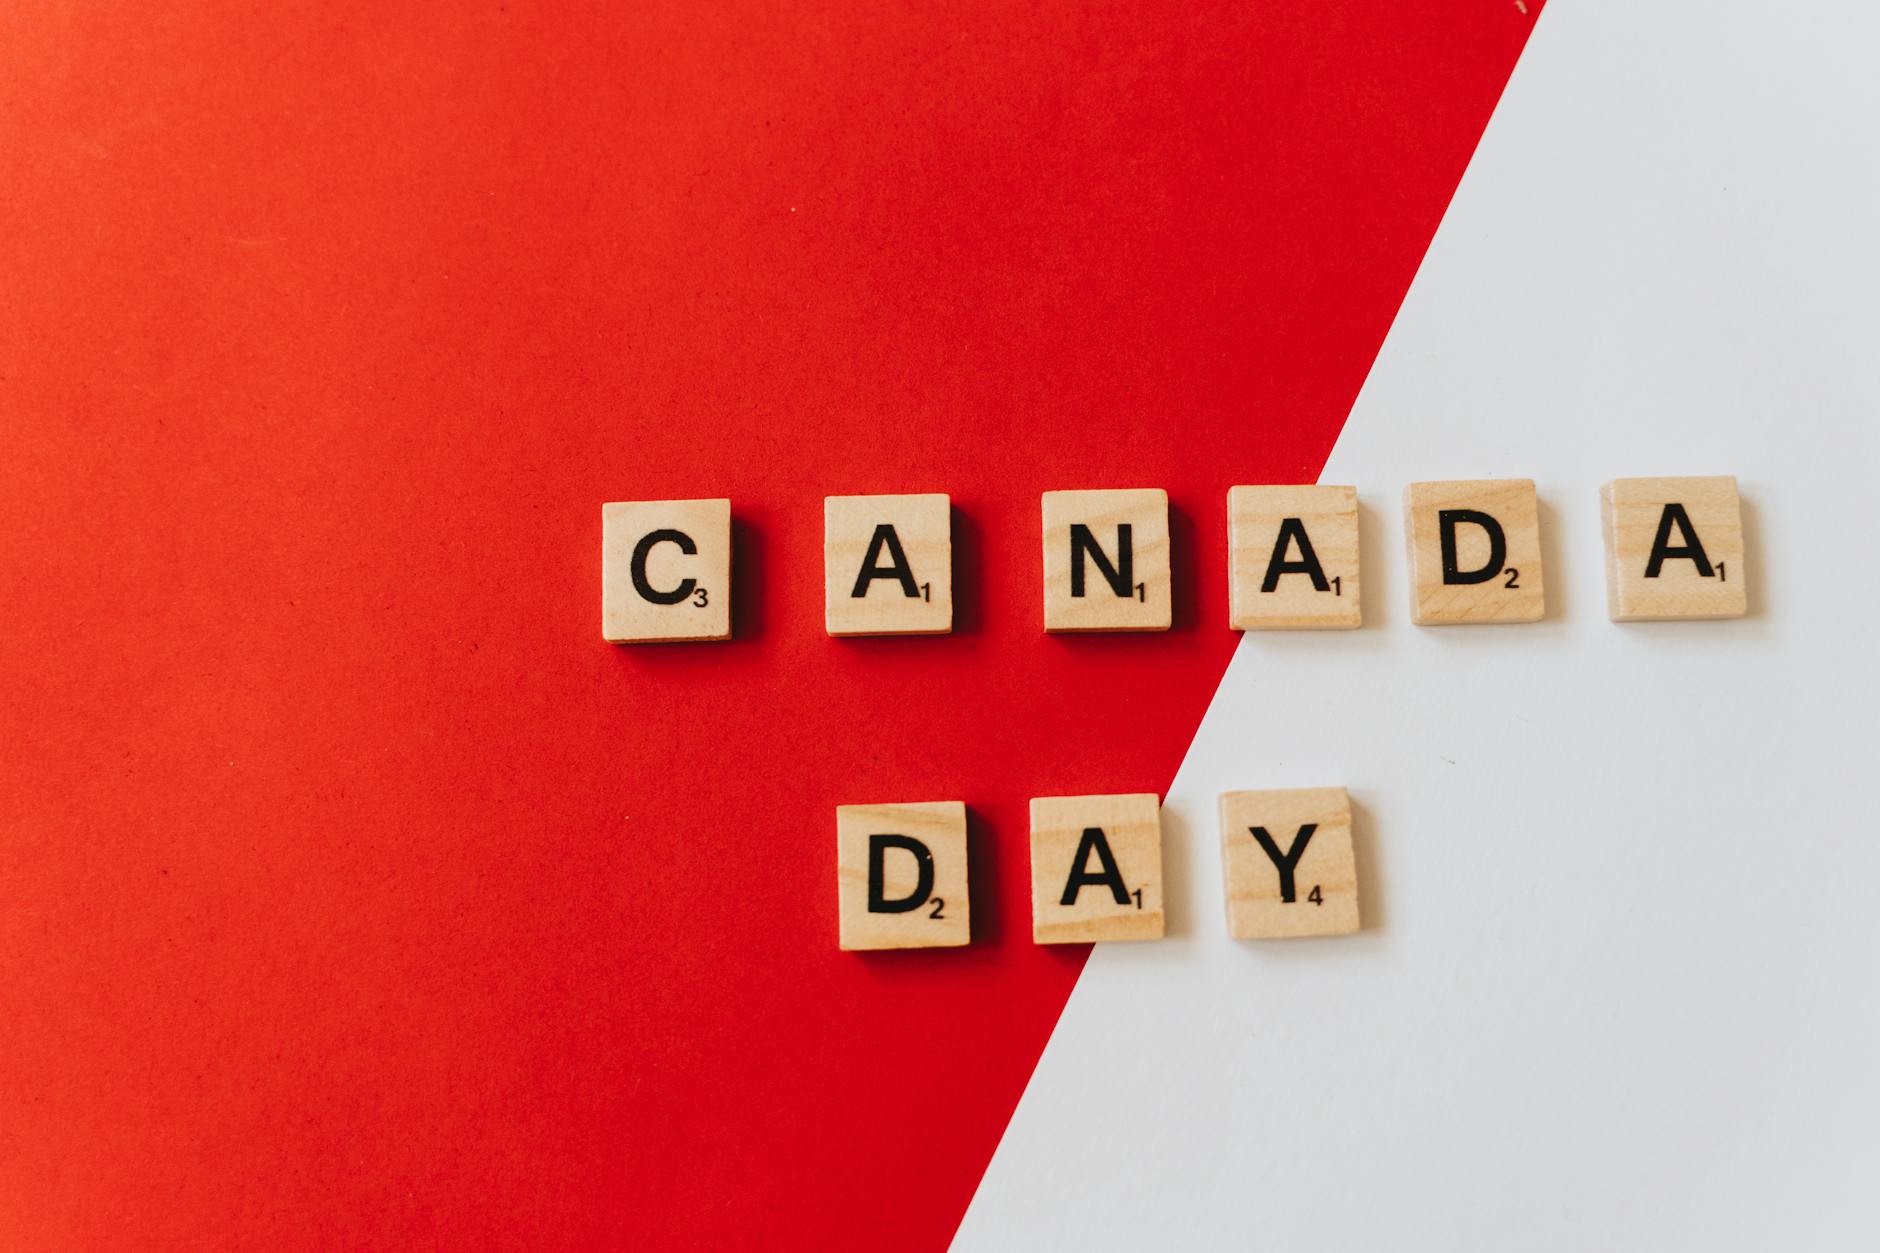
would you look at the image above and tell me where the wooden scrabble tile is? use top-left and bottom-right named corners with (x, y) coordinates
top-left (601, 498), bottom-right (731, 642)
top-left (1041, 489), bottom-right (1171, 632)
top-left (824, 494), bottom-right (952, 636)
top-left (1029, 793), bottom-right (1165, 943)
top-left (836, 801), bottom-right (970, 951)
top-left (1601, 476), bottom-right (1747, 621)
top-left (1219, 787), bottom-right (1359, 938)
top-left (1228, 484), bottom-right (1361, 630)
top-left (1403, 478), bottom-right (1545, 625)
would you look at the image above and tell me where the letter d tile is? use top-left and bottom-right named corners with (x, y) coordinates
top-left (1403, 479), bottom-right (1545, 625)
top-left (836, 801), bottom-right (970, 950)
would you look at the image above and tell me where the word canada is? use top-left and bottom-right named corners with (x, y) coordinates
top-left (601, 476), bottom-right (1748, 641)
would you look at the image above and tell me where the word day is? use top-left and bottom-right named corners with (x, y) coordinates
top-left (837, 789), bottom-right (1358, 951)
top-left (600, 476), bottom-right (1748, 642)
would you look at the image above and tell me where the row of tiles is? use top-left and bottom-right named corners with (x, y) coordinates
top-left (602, 476), bottom-right (1749, 642)
top-left (838, 790), bottom-right (1357, 950)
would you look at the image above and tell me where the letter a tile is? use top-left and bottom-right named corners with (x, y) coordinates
top-left (601, 498), bottom-right (731, 642)
top-left (1041, 489), bottom-right (1171, 632)
top-left (1220, 788), bottom-right (1360, 938)
top-left (1403, 479), bottom-right (1545, 625)
top-left (1601, 476), bottom-right (1747, 621)
top-left (836, 801), bottom-right (970, 951)
top-left (1029, 793), bottom-right (1165, 943)
top-left (824, 494), bottom-right (953, 636)
top-left (1228, 484), bottom-right (1361, 629)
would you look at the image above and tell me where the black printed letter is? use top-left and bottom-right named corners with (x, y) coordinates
top-left (1069, 524), bottom-right (1134, 598)
top-left (1643, 503), bottom-right (1715, 578)
top-left (867, 834), bottom-right (935, 914)
top-left (1438, 509), bottom-right (1506, 585)
top-left (1060, 827), bottom-right (1131, 906)
top-left (1261, 517), bottom-right (1331, 593)
top-left (630, 528), bottom-right (697, 605)
top-left (851, 524), bottom-right (921, 598)
top-left (1249, 824), bottom-right (1317, 903)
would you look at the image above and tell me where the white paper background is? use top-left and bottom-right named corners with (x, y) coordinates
top-left (956, 1), bottom-right (1880, 1247)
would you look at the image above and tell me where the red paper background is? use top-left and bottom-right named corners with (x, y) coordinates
top-left (1, 2), bottom-right (1538, 1247)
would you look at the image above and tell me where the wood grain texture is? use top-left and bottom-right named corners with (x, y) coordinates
top-left (1228, 484), bottom-right (1361, 629)
top-left (824, 494), bottom-right (953, 636)
top-left (1029, 793), bottom-right (1165, 943)
top-left (1403, 479), bottom-right (1545, 624)
top-left (601, 498), bottom-right (731, 642)
top-left (836, 801), bottom-right (970, 950)
top-left (1219, 787), bottom-right (1359, 938)
top-left (1041, 490), bottom-right (1171, 632)
top-left (1601, 476), bottom-right (1747, 621)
